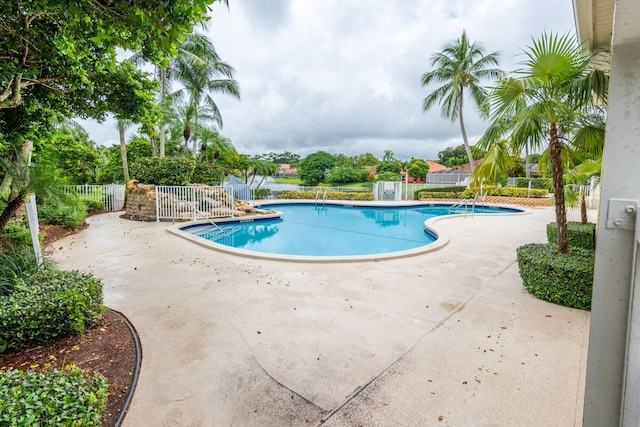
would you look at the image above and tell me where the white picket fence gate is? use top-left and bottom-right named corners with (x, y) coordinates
top-left (67, 184), bottom-right (126, 211)
top-left (155, 185), bottom-right (236, 222)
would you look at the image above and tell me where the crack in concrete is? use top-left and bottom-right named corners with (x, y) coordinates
top-left (318, 258), bottom-right (521, 426)
top-left (224, 317), bottom-right (327, 418)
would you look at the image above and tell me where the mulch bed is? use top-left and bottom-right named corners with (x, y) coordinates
top-left (1, 215), bottom-right (138, 426)
top-left (0, 310), bottom-right (137, 427)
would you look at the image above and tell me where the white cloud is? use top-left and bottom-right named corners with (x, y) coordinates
top-left (83, 0), bottom-right (576, 161)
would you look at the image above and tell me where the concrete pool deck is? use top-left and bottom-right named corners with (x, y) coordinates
top-left (48, 204), bottom-right (593, 426)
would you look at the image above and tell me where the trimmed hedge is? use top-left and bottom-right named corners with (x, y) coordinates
top-left (0, 269), bottom-right (104, 353)
top-left (513, 177), bottom-right (553, 191)
top-left (130, 156), bottom-right (196, 186)
top-left (278, 190), bottom-right (374, 201)
top-left (422, 186), bottom-right (468, 193)
top-left (463, 185), bottom-right (548, 198)
top-left (416, 185), bottom-right (548, 200)
top-left (517, 243), bottom-right (594, 310)
top-left (418, 192), bottom-right (456, 199)
top-left (546, 221), bottom-right (596, 250)
top-left (0, 367), bottom-right (108, 426)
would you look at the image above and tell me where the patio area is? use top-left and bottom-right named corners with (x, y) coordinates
top-left (48, 204), bottom-right (592, 426)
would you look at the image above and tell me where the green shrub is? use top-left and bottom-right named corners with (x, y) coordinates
top-left (278, 190), bottom-right (374, 201)
top-left (516, 243), bottom-right (594, 310)
top-left (0, 269), bottom-right (104, 353)
top-left (0, 221), bottom-right (33, 253)
top-left (0, 252), bottom-right (48, 296)
top-left (254, 188), bottom-right (272, 199)
top-left (130, 156), bottom-right (196, 185)
top-left (513, 177), bottom-right (553, 191)
top-left (38, 197), bottom-right (88, 228)
top-left (416, 185), bottom-right (548, 200)
top-left (192, 162), bottom-right (224, 185)
top-left (0, 366), bottom-right (108, 426)
top-left (420, 186), bottom-right (467, 193)
top-left (83, 199), bottom-right (105, 212)
top-left (546, 221), bottom-right (596, 250)
top-left (417, 192), bottom-right (456, 199)
top-left (463, 185), bottom-right (548, 198)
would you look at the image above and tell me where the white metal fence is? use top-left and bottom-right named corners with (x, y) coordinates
top-left (67, 184), bottom-right (126, 211)
top-left (155, 185), bottom-right (235, 222)
top-left (373, 181), bottom-right (403, 201)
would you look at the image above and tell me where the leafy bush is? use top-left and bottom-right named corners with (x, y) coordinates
top-left (192, 162), bottom-right (224, 185)
top-left (547, 221), bottom-right (596, 250)
top-left (0, 221), bottom-right (33, 253)
top-left (38, 196), bottom-right (88, 228)
top-left (83, 199), bottom-right (105, 212)
top-left (516, 243), bottom-right (594, 310)
top-left (513, 177), bottom-right (553, 191)
top-left (130, 156), bottom-right (196, 185)
top-left (254, 188), bottom-right (272, 199)
top-left (326, 167), bottom-right (370, 185)
top-left (278, 190), bottom-right (374, 201)
top-left (0, 269), bottom-right (104, 353)
top-left (0, 366), bottom-right (108, 426)
top-left (0, 252), bottom-right (47, 296)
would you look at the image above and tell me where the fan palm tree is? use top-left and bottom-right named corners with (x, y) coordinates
top-left (422, 31), bottom-right (503, 173)
top-left (476, 32), bottom-right (608, 253)
top-left (564, 159), bottom-right (601, 225)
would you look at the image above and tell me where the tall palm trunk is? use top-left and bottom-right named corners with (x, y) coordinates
top-left (182, 125), bottom-right (191, 155)
top-left (458, 87), bottom-right (475, 172)
top-left (159, 68), bottom-right (167, 157)
top-left (549, 123), bottom-right (568, 253)
top-left (581, 191), bottom-right (588, 224)
top-left (118, 121), bottom-right (130, 183)
top-left (191, 115), bottom-right (199, 158)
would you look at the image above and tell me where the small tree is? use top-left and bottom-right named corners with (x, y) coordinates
top-left (298, 151), bottom-right (336, 186)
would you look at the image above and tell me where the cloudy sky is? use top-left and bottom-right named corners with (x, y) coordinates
top-left (81, 0), bottom-right (576, 161)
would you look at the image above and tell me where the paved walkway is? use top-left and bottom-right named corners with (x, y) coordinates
top-left (48, 205), bottom-right (593, 427)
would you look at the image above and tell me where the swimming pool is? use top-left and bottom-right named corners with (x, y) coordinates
top-left (176, 202), bottom-right (523, 261)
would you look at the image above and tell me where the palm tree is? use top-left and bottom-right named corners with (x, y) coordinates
top-left (116, 119), bottom-right (133, 183)
top-left (476, 32), bottom-right (608, 253)
top-left (565, 159), bottom-right (601, 225)
top-left (0, 146), bottom-right (73, 231)
top-left (422, 31), bottom-right (503, 173)
top-left (165, 100), bottom-right (218, 155)
top-left (129, 28), bottom-right (238, 157)
top-left (169, 33), bottom-right (240, 158)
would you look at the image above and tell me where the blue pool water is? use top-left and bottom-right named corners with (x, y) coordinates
top-left (182, 203), bottom-right (521, 258)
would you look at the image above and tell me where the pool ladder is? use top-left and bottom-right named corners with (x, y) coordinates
top-left (448, 195), bottom-right (478, 217)
top-left (315, 190), bottom-right (328, 205)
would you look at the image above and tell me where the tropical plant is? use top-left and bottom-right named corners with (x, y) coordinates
top-left (565, 159), bottom-right (601, 224)
top-left (168, 33), bottom-right (241, 157)
top-left (0, 148), bottom-right (76, 232)
top-left (247, 158), bottom-right (279, 187)
top-left (475, 32), bottom-right (608, 253)
top-left (422, 31), bottom-right (503, 172)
